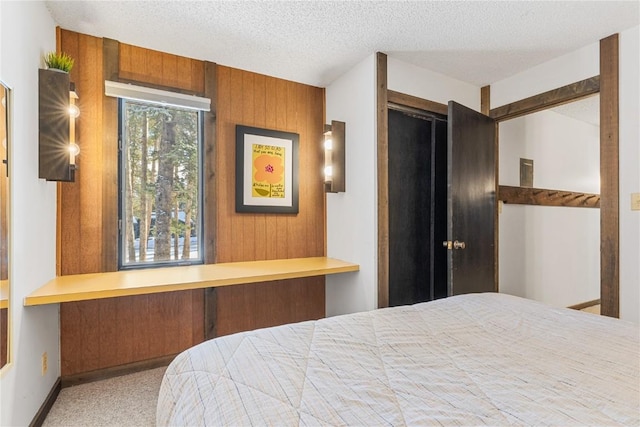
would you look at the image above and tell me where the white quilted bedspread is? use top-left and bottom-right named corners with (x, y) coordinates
top-left (157, 293), bottom-right (640, 426)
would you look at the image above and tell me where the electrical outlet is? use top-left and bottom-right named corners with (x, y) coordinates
top-left (41, 352), bottom-right (48, 376)
top-left (631, 193), bottom-right (640, 211)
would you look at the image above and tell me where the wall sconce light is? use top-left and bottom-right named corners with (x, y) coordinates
top-left (324, 120), bottom-right (345, 193)
top-left (68, 83), bottom-right (80, 170)
top-left (38, 69), bottom-right (78, 182)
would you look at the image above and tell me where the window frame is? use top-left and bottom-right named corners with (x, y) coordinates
top-left (117, 98), bottom-right (205, 270)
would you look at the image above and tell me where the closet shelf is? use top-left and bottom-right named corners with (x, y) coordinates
top-left (499, 185), bottom-right (600, 208)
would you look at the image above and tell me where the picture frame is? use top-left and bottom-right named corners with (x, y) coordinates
top-left (235, 125), bottom-right (299, 214)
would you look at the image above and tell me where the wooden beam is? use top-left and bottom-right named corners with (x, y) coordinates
top-left (499, 186), bottom-right (600, 208)
top-left (102, 38), bottom-right (120, 272)
top-left (203, 62), bottom-right (217, 265)
top-left (387, 90), bottom-right (447, 116)
top-left (482, 85), bottom-right (500, 292)
top-left (54, 32), bottom-right (65, 273)
top-left (600, 34), bottom-right (619, 318)
top-left (480, 85), bottom-right (490, 116)
top-left (490, 76), bottom-right (600, 121)
top-left (376, 52), bottom-right (389, 309)
top-left (203, 61), bottom-right (217, 340)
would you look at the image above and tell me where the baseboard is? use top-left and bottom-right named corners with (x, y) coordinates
top-left (61, 354), bottom-right (177, 388)
top-left (29, 377), bottom-right (61, 427)
top-left (568, 299), bottom-right (601, 310)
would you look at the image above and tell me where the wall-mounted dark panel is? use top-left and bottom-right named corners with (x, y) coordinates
top-left (39, 68), bottom-right (74, 182)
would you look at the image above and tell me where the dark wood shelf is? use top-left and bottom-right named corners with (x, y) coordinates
top-left (499, 185), bottom-right (600, 208)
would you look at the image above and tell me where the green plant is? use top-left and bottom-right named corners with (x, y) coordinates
top-left (44, 51), bottom-right (74, 72)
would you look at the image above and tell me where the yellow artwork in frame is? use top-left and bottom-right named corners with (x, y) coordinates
top-left (236, 125), bottom-right (299, 214)
top-left (251, 144), bottom-right (285, 198)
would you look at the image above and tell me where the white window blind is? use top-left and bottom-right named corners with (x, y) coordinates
top-left (104, 80), bottom-right (210, 111)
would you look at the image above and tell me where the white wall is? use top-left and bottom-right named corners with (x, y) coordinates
top-left (325, 54), bottom-right (377, 316)
top-left (493, 29), bottom-right (640, 322)
top-left (491, 42), bottom-right (600, 108)
top-left (325, 55), bottom-right (479, 316)
top-left (0, 1), bottom-right (60, 425)
top-left (327, 35), bottom-right (638, 321)
top-left (498, 110), bottom-right (600, 307)
top-left (618, 25), bottom-right (640, 323)
top-left (387, 57), bottom-right (480, 109)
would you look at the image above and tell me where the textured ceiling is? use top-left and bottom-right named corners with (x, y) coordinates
top-left (551, 94), bottom-right (600, 127)
top-left (45, 1), bottom-right (638, 88)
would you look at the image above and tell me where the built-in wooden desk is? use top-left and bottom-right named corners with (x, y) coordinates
top-left (24, 257), bottom-right (359, 306)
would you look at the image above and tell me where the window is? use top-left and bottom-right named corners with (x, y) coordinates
top-left (118, 99), bottom-right (204, 268)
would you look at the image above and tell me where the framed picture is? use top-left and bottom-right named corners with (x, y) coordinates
top-left (236, 125), bottom-right (299, 214)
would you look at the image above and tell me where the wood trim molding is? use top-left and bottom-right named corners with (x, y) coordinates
top-left (494, 35), bottom-right (619, 318)
top-left (599, 34), bottom-right (619, 318)
top-left (102, 38), bottom-right (120, 272)
top-left (204, 287), bottom-right (217, 340)
top-left (568, 299), bottom-right (601, 311)
top-left (489, 76), bottom-right (600, 121)
top-left (203, 61), bottom-right (217, 265)
top-left (203, 62), bottom-right (217, 340)
top-left (55, 26), bottom-right (63, 276)
top-left (480, 85), bottom-right (490, 116)
top-left (499, 186), bottom-right (600, 208)
top-left (481, 85), bottom-right (499, 292)
top-left (29, 378), bottom-right (61, 427)
top-left (376, 52), bottom-right (389, 309)
top-left (113, 78), bottom-right (206, 97)
top-left (103, 38), bottom-right (120, 82)
top-left (387, 90), bottom-right (447, 116)
top-left (61, 354), bottom-right (176, 388)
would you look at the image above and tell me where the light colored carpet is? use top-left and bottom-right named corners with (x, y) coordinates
top-left (43, 367), bottom-right (166, 427)
top-left (581, 304), bottom-right (601, 315)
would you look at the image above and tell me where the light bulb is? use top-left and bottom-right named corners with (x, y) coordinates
top-left (324, 138), bottom-right (333, 150)
top-left (68, 143), bottom-right (80, 157)
top-left (324, 166), bottom-right (333, 178)
top-left (68, 104), bottom-right (80, 118)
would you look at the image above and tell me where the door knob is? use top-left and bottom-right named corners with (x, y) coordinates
top-left (453, 240), bottom-right (466, 250)
top-left (443, 240), bottom-right (466, 250)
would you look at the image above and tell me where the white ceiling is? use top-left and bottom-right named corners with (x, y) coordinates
top-left (551, 94), bottom-right (600, 127)
top-left (45, 0), bottom-right (638, 89)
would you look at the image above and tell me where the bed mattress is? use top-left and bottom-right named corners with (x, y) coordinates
top-left (157, 292), bottom-right (640, 426)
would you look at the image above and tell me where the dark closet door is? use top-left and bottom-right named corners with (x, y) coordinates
top-left (446, 101), bottom-right (496, 295)
top-left (388, 109), bottom-right (432, 306)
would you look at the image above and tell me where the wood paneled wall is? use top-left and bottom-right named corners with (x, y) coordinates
top-left (214, 66), bottom-right (326, 336)
top-left (57, 30), bottom-right (326, 376)
top-left (216, 66), bottom-right (325, 262)
top-left (58, 30), bottom-right (106, 275)
top-left (60, 290), bottom-right (203, 376)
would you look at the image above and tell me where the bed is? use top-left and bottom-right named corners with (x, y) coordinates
top-left (157, 292), bottom-right (640, 426)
